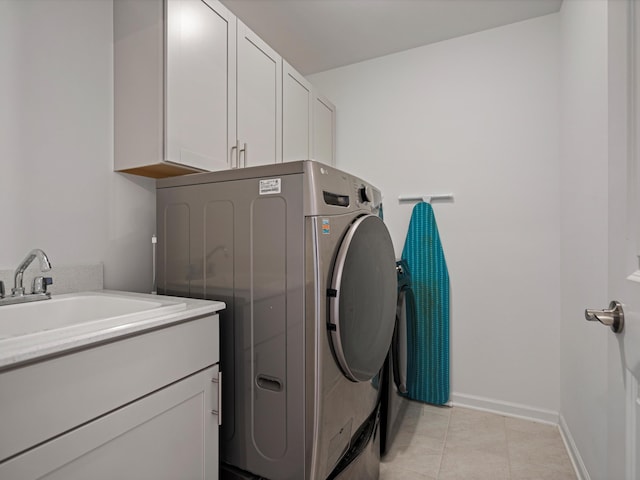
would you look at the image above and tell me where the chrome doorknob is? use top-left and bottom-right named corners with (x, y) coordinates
top-left (585, 300), bottom-right (624, 333)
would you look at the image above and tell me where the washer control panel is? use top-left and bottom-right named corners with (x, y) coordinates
top-left (311, 161), bottom-right (382, 214)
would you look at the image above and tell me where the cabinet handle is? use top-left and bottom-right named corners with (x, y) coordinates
top-left (239, 143), bottom-right (247, 168)
top-left (211, 371), bottom-right (222, 426)
top-left (230, 144), bottom-right (238, 169)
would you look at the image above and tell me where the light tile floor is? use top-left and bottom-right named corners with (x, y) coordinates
top-left (380, 402), bottom-right (577, 480)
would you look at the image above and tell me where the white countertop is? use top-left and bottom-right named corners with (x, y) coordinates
top-left (0, 290), bottom-right (225, 369)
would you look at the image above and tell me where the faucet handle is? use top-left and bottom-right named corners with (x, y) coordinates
top-left (32, 276), bottom-right (53, 295)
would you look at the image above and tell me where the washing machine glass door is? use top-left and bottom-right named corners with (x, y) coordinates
top-left (328, 214), bottom-right (397, 382)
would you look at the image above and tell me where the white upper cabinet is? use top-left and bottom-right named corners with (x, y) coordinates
top-left (114, 0), bottom-right (236, 178)
top-left (165, 0), bottom-right (236, 172)
top-left (282, 61), bottom-right (313, 163)
top-left (312, 92), bottom-right (336, 166)
top-left (114, 0), bottom-right (335, 178)
top-left (236, 21), bottom-right (282, 168)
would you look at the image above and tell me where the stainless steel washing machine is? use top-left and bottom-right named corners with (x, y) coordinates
top-left (156, 160), bottom-right (397, 480)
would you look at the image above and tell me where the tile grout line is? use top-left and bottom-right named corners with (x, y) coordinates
top-left (504, 415), bottom-right (513, 480)
top-left (434, 405), bottom-right (453, 479)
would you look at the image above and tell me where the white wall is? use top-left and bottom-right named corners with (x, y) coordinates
top-left (310, 14), bottom-right (562, 417)
top-left (559, 1), bottom-right (609, 478)
top-left (0, 0), bottom-right (155, 293)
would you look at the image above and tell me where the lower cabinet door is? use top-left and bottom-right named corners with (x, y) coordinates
top-left (0, 365), bottom-right (220, 480)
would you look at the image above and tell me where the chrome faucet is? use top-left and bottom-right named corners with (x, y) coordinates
top-left (13, 249), bottom-right (52, 296)
top-left (0, 249), bottom-right (54, 306)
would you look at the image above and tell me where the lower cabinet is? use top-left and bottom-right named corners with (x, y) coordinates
top-left (0, 365), bottom-right (220, 480)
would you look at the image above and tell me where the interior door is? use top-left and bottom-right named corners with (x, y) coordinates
top-left (606, 1), bottom-right (640, 478)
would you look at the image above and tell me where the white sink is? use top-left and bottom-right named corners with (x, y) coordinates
top-left (0, 291), bottom-right (224, 370)
top-left (0, 291), bottom-right (191, 366)
top-left (0, 294), bottom-right (176, 338)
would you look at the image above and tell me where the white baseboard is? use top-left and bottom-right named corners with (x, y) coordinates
top-left (559, 414), bottom-right (590, 480)
top-left (449, 392), bottom-right (559, 425)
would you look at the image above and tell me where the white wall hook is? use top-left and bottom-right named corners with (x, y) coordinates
top-left (398, 193), bottom-right (454, 204)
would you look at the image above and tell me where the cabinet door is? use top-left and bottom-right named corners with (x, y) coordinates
top-left (283, 61), bottom-right (312, 162)
top-left (313, 91), bottom-right (336, 166)
top-left (236, 21), bottom-right (282, 167)
top-left (166, 0), bottom-right (236, 171)
top-left (0, 366), bottom-right (220, 480)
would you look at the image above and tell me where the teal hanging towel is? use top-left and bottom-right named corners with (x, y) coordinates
top-left (401, 201), bottom-right (450, 405)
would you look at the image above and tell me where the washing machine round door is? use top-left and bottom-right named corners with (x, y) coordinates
top-left (328, 214), bottom-right (397, 382)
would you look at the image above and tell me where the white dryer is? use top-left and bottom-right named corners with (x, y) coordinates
top-left (156, 160), bottom-right (397, 479)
